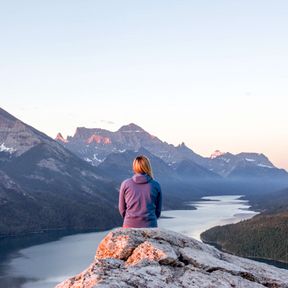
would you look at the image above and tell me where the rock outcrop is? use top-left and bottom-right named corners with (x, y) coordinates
top-left (56, 228), bottom-right (288, 288)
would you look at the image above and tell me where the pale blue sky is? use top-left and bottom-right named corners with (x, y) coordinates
top-left (1, 1), bottom-right (288, 169)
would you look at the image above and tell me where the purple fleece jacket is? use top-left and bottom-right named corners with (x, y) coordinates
top-left (118, 173), bottom-right (162, 228)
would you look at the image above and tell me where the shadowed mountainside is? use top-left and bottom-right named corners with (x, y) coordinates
top-left (0, 108), bottom-right (122, 236)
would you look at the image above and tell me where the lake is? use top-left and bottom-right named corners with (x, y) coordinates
top-left (0, 195), bottom-right (258, 288)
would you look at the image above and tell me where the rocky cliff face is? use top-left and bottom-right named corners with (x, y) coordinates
top-left (56, 228), bottom-right (288, 288)
top-left (56, 123), bottom-right (204, 167)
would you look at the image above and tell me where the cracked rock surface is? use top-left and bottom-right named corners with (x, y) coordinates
top-left (56, 228), bottom-right (288, 288)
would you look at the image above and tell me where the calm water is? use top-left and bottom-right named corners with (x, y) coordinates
top-left (0, 195), bottom-right (258, 288)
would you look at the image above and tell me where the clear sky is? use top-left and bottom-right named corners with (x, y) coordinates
top-left (1, 1), bottom-right (287, 169)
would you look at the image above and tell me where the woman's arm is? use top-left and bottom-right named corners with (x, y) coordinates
top-left (118, 181), bottom-right (127, 218)
top-left (155, 184), bottom-right (162, 219)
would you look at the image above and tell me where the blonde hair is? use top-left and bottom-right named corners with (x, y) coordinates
top-left (133, 155), bottom-right (154, 178)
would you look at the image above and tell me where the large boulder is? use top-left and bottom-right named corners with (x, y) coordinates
top-left (56, 228), bottom-right (288, 288)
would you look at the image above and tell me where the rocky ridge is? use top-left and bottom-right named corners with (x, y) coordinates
top-left (56, 123), bottom-right (288, 180)
top-left (56, 124), bottom-right (205, 167)
top-left (56, 228), bottom-right (288, 288)
top-left (0, 107), bottom-right (59, 157)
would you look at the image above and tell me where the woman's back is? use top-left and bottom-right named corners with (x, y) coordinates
top-left (119, 173), bottom-right (161, 228)
top-left (118, 155), bottom-right (162, 228)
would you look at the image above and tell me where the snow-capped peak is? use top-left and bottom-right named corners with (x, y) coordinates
top-left (257, 163), bottom-right (274, 169)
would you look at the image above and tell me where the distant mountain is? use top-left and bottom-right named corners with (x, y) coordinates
top-left (210, 149), bottom-right (225, 159)
top-left (56, 125), bottom-right (288, 183)
top-left (56, 123), bottom-right (206, 167)
top-left (0, 107), bottom-right (121, 236)
top-left (208, 151), bottom-right (288, 180)
top-left (98, 147), bottom-right (176, 183)
top-left (174, 159), bottom-right (221, 181)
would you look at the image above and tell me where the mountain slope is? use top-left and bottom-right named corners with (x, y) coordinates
top-left (208, 151), bottom-right (288, 179)
top-left (174, 159), bottom-right (221, 181)
top-left (201, 210), bottom-right (288, 264)
top-left (201, 187), bottom-right (288, 264)
top-left (0, 107), bottom-right (121, 236)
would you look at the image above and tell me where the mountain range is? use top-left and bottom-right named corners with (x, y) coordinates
top-left (56, 123), bottom-right (288, 208)
top-left (1, 106), bottom-right (288, 236)
top-left (56, 124), bottom-right (288, 180)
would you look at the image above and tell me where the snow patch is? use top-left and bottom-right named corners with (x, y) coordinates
top-left (0, 143), bottom-right (16, 154)
top-left (93, 154), bottom-right (104, 163)
top-left (245, 158), bottom-right (256, 162)
top-left (122, 130), bottom-right (142, 133)
top-left (257, 163), bottom-right (273, 169)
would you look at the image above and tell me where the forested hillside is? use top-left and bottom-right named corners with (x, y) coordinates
top-left (201, 188), bottom-right (288, 263)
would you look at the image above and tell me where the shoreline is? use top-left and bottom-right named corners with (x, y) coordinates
top-left (0, 195), bottom-right (251, 244)
top-left (0, 194), bottom-right (266, 288)
top-left (201, 238), bottom-right (288, 270)
top-left (1, 194), bottom-right (249, 240)
top-left (0, 205), bottom-right (197, 240)
top-left (0, 226), bottom-right (111, 241)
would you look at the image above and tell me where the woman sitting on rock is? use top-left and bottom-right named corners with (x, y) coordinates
top-left (118, 155), bottom-right (162, 228)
